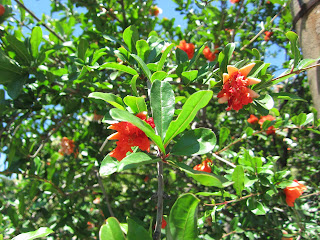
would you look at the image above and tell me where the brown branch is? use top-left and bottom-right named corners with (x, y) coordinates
top-left (96, 170), bottom-right (115, 217)
top-left (153, 160), bottom-right (164, 240)
top-left (13, 0), bottom-right (66, 42)
top-left (231, 0), bottom-right (245, 42)
top-left (118, 0), bottom-right (127, 29)
top-left (204, 193), bottom-right (261, 207)
top-left (271, 63), bottom-right (320, 82)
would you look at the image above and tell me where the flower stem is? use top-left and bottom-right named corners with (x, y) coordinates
top-left (153, 160), bottom-right (164, 240)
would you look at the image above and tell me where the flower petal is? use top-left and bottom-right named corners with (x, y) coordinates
top-left (239, 63), bottom-right (255, 78)
top-left (247, 77), bottom-right (261, 85)
top-left (223, 73), bottom-right (230, 84)
top-left (227, 65), bottom-right (238, 76)
top-left (247, 88), bottom-right (259, 98)
top-left (218, 95), bottom-right (229, 103)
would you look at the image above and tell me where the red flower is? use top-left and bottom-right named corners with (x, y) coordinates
top-left (59, 137), bottom-right (76, 156)
top-left (217, 63), bottom-right (261, 111)
top-left (203, 46), bottom-right (218, 62)
top-left (247, 114), bottom-right (259, 124)
top-left (161, 216), bottom-right (167, 229)
top-left (284, 180), bottom-right (307, 207)
top-left (264, 31), bottom-right (273, 41)
top-left (108, 112), bottom-right (155, 161)
top-left (177, 40), bottom-right (195, 59)
top-left (0, 4), bottom-right (5, 16)
top-left (150, 6), bottom-right (162, 16)
top-left (193, 159), bottom-right (212, 173)
top-left (281, 230), bottom-right (293, 240)
top-left (258, 115), bottom-right (276, 135)
top-left (230, 0), bottom-right (240, 3)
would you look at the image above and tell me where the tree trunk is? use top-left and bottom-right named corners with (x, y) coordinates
top-left (291, 0), bottom-right (320, 118)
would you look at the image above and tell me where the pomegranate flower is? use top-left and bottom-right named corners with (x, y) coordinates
top-left (203, 46), bottom-right (218, 62)
top-left (258, 115), bottom-right (276, 135)
top-left (59, 137), bottom-right (75, 156)
top-left (217, 63), bottom-right (261, 111)
top-left (108, 112), bottom-right (155, 161)
top-left (284, 180), bottom-right (307, 207)
top-left (230, 0), bottom-right (240, 3)
top-left (177, 40), bottom-right (195, 60)
top-left (247, 114), bottom-right (259, 124)
top-left (193, 159), bottom-right (212, 173)
top-left (264, 31), bottom-right (273, 41)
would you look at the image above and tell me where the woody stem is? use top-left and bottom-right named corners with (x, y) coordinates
top-left (153, 159), bottom-right (164, 240)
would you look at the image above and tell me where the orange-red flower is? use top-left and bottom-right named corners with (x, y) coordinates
top-left (284, 180), bottom-right (307, 207)
top-left (258, 115), bottom-right (276, 135)
top-left (247, 114), bottom-right (259, 124)
top-left (0, 4), bottom-right (5, 16)
top-left (177, 40), bottom-right (195, 60)
top-left (193, 159), bottom-right (212, 173)
top-left (264, 31), bottom-right (273, 41)
top-left (161, 216), bottom-right (167, 229)
top-left (150, 6), bottom-right (162, 16)
top-left (93, 111), bottom-right (104, 121)
top-left (203, 46), bottom-right (218, 62)
top-left (281, 230), bottom-right (293, 240)
top-left (217, 63), bottom-right (261, 111)
top-left (59, 137), bottom-right (76, 156)
top-left (230, 0), bottom-right (240, 3)
top-left (108, 112), bottom-right (155, 161)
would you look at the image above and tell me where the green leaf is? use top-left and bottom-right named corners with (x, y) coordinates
top-left (99, 62), bottom-right (138, 75)
top-left (176, 48), bottom-right (189, 64)
top-left (187, 44), bottom-right (205, 70)
top-left (218, 43), bottom-right (236, 73)
top-left (164, 90), bottom-right (213, 146)
top-left (7, 75), bottom-right (26, 99)
top-left (286, 31), bottom-right (301, 68)
top-left (232, 166), bottom-right (244, 196)
top-left (254, 94), bottom-right (274, 110)
top-left (136, 39), bottom-right (150, 61)
top-left (88, 92), bottom-right (125, 110)
top-left (292, 113), bottom-right (307, 126)
top-left (158, 43), bottom-right (174, 71)
top-left (127, 217), bottom-right (152, 240)
top-left (131, 54), bottom-right (152, 80)
top-left (169, 193), bottom-right (200, 240)
top-left (151, 71), bottom-right (168, 82)
top-left (78, 38), bottom-right (89, 61)
top-left (99, 217), bottom-right (126, 240)
top-left (123, 96), bottom-right (147, 114)
top-left (169, 161), bottom-right (228, 188)
top-left (130, 75), bottom-right (139, 96)
top-left (171, 128), bottom-right (216, 156)
top-left (0, 50), bottom-right (24, 84)
top-left (110, 108), bottom-right (165, 153)
top-left (12, 227), bottom-right (54, 240)
top-left (181, 70), bottom-right (198, 84)
top-left (6, 35), bottom-right (32, 65)
top-left (150, 80), bottom-right (175, 140)
top-left (30, 26), bottom-right (42, 58)
top-left (247, 198), bottom-right (268, 215)
top-left (99, 155), bottom-right (118, 177)
top-left (219, 127), bottom-right (230, 146)
top-left (270, 92), bottom-right (307, 102)
top-left (123, 25), bottom-right (139, 52)
top-left (117, 152), bottom-right (159, 172)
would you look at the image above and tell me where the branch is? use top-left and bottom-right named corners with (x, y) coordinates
top-left (212, 153), bottom-right (236, 168)
top-left (96, 170), bottom-right (115, 217)
top-left (13, 0), bottom-right (66, 42)
top-left (271, 63), bottom-right (320, 82)
top-left (153, 160), bottom-right (164, 240)
top-left (204, 193), bottom-right (261, 207)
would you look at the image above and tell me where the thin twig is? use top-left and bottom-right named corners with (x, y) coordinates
top-left (231, 0), bottom-right (244, 42)
top-left (212, 153), bottom-right (236, 168)
top-left (204, 193), bottom-right (261, 207)
top-left (240, 2), bottom-right (288, 51)
top-left (96, 170), bottom-right (115, 217)
top-left (300, 191), bottom-right (320, 199)
top-left (13, 0), bottom-right (66, 42)
top-left (153, 160), bottom-right (164, 240)
top-left (271, 63), bottom-right (320, 82)
top-left (118, 0), bottom-right (127, 29)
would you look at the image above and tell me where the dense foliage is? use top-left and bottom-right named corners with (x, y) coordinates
top-left (1, 0), bottom-right (319, 239)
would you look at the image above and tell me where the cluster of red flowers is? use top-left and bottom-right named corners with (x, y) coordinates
top-left (203, 46), bottom-right (218, 62)
top-left (284, 180), bottom-right (307, 207)
top-left (177, 40), bottom-right (195, 59)
top-left (247, 114), bottom-right (276, 135)
top-left (193, 159), bottom-right (212, 173)
top-left (217, 63), bottom-right (261, 111)
top-left (59, 137), bottom-right (76, 156)
top-left (264, 31), bottom-right (273, 41)
top-left (108, 112), bottom-right (155, 161)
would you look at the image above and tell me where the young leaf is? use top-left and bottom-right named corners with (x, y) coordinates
top-left (150, 80), bottom-right (175, 140)
top-left (12, 227), bottom-right (54, 240)
top-left (171, 128), bottom-right (216, 156)
top-left (136, 39), bottom-right (150, 61)
top-left (123, 25), bottom-right (139, 52)
top-left (30, 26), bottom-right (42, 59)
top-left (169, 193), bottom-right (200, 240)
top-left (157, 43), bottom-right (175, 71)
top-left (88, 92), bottom-right (125, 110)
top-left (127, 218), bottom-right (152, 240)
top-left (124, 96), bottom-right (147, 113)
top-left (181, 70), bottom-right (198, 84)
top-left (131, 75), bottom-right (139, 96)
top-left (232, 165), bottom-right (245, 196)
top-left (99, 217), bottom-right (126, 240)
top-left (151, 71), bottom-right (167, 82)
top-left (164, 90), bottom-right (213, 146)
top-left (110, 108), bottom-right (165, 153)
top-left (99, 155), bottom-right (118, 177)
top-left (286, 31), bottom-right (301, 68)
top-left (218, 43), bottom-right (236, 73)
top-left (131, 54), bottom-right (152, 80)
top-left (99, 62), bottom-right (138, 75)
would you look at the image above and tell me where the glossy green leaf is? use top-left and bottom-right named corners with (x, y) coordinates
top-left (117, 152), bottom-right (159, 172)
top-left (124, 96), bottom-right (147, 114)
top-left (6, 35), bottom-right (32, 65)
top-left (127, 217), bottom-right (152, 240)
top-left (286, 31), bottom-right (301, 68)
top-left (131, 54), bottom-right (152, 80)
top-left (169, 193), bottom-right (200, 240)
top-left (78, 38), bottom-right (89, 61)
top-left (169, 161), bottom-right (228, 188)
top-left (88, 92), bottom-right (125, 110)
top-left (7, 75), bottom-right (26, 99)
top-left (123, 25), bottom-right (139, 52)
top-left (110, 108), bottom-right (165, 153)
top-left (158, 43), bottom-right (174, 71)
top-left (218, 43), bottom-right (236, 73)
top-left (176, 48), bottom-right (189, 64)
top-left (254, 94), bottom-right (274, 110)
top-left (150, 80), bottom-right (175, 140)
top-left (247, 198), bottom-right (268, 215)
top-left (30, 26), bottom-right (42, 58)
top-left (171, 128), bottom-right (216, 156)
top-left (99, 217), bottom-right (125, 240)
top-left (164, 90), bottom-right (213, 146)
top-left (291, 113), bottom-right (307, 126)
top-left (0, 51), bottom-right (23, 84)
top-left (151, 71), bottom-right (168, 82)
top-left (270, 92), bottom-right (307, 102)
top-left (232, 165), bottom-right (244, 196)
top-left (99, 62), bottom-right (138, 75)
top-left (12, 227), bottom-right (54, 240)
top-left (187, 44), bottom-right (205, 70)
top-left (136, 39), bottom-right (150, 61)
top-left (99, 155), bottom-right (118, 177)
top-left (219, 127), bottom-right (230, 146)
top-left (181, 70), bottom-right (198, 84)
